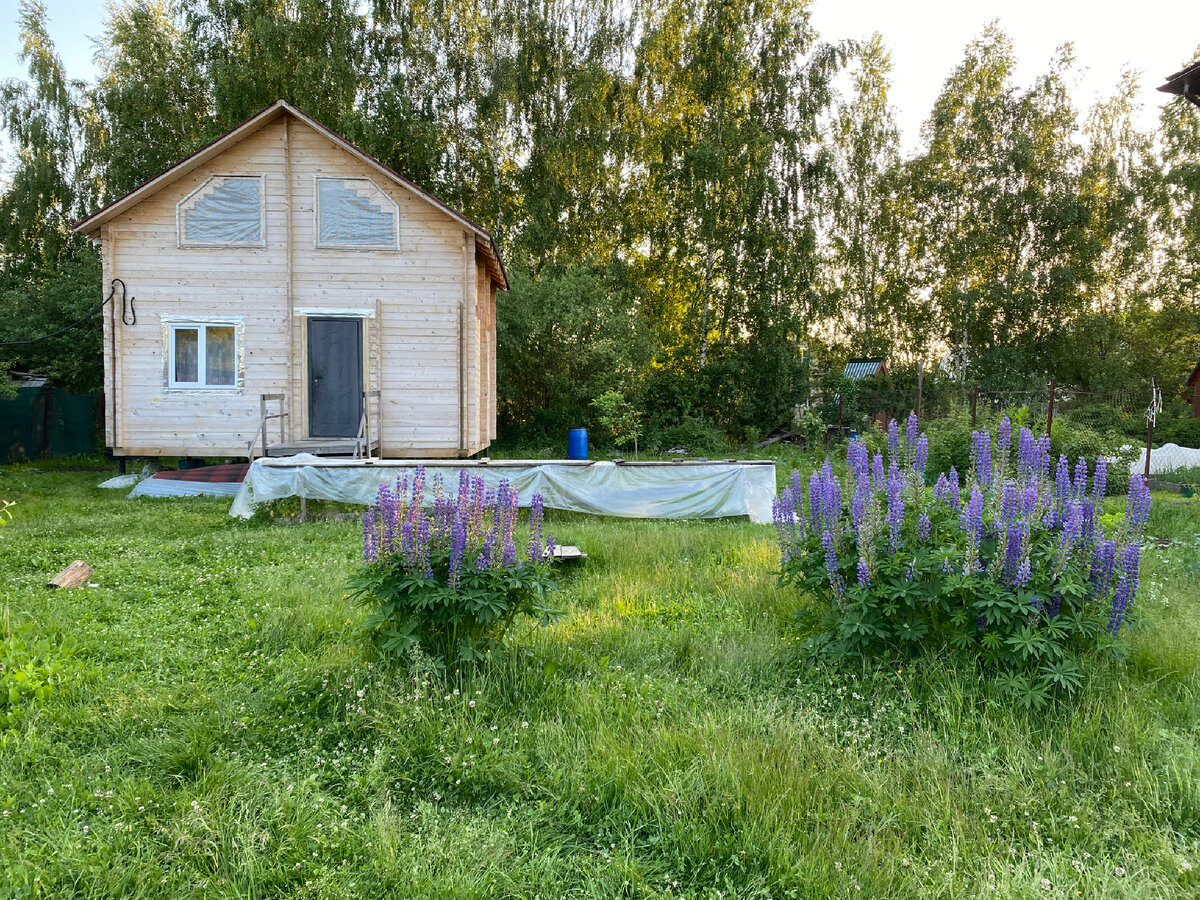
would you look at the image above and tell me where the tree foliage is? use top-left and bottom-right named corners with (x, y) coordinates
top-left (0, 3), bottom-right (1196, 437)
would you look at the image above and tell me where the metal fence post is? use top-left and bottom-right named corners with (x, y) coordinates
top-left (1046, 379), bottom-right (1056, 436)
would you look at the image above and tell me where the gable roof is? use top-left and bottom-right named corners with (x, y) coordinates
top-left (1187, 358), bottom-right (1200, 388)
top-left (843, 358), bottom-right (886, 380)
top-left (1159, 60), bottom-right (1200, 108)
top-left (73, 99), bottom-right (507, 289)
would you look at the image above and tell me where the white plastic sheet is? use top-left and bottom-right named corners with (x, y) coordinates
top-left (317, 178), bottom-right (396, 248)
top-left (1127, 442), bottom-right (1200, 476)
top-left (228, 456), bottom-right (777, 523)
top-left (180, 176), bottom-right (262, 245)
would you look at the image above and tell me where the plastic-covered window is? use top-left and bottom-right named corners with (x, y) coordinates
top-left (316, 178), bottom-right (397, 249)
top-left (178, 175), bottom-right (263, 246)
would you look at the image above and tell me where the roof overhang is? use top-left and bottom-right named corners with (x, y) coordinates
top-left (1159, 61), bottom-right (1200, 108)
top-left (1187, 358), bottom-right (1200, 388)
top-left (72, 99), bottom-right (507, 289)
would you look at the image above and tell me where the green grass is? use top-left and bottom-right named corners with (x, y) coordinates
top-left (1, 462), bottom-right (1199, 898)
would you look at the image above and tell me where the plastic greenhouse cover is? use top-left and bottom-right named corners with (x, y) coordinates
top-left (228, 456), bottom-right (776, 523)
top-left (181, 176), bottom-right (262, 244)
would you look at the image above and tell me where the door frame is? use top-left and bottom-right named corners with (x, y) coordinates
top-left (305, 315), bottom-right (365, 439)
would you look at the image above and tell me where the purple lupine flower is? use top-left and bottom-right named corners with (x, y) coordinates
top-left (914, 434), bottom-right (929, 477)
top-left (1004, 521), bottom-right (1030, 587)
top-left (1000, 481), bottom-right (1019, 527)
top-left (961, 485), bottom-right (985, 574)
top-left (448, 509), bottom-right (467, 588)
top-left (545, 532), bottom-right (557, 561)
top-left (905, 413), bottom-right (919, 466)
top-left (417, 515), bottom-right (433, 578)
top-left (476, 532), bottom-right (493, 571)
top-left (363, 507), bottom-right (377, 564)
top-left (851, 483), bottom-right (868, 532)
top-left (1108, 542), bottom-right (1140, 635)
top-left (947, 467), bottom-right (961, 510)
top-left (887, 419), bottom-right (900, 463)
top-left (1055, 455), bottom-right (1071, 511)
top-left (400, 516), bottom-right (416, 570)
top-left (773, 495), bottom-right (794, 562)
top-left (1021, 484), bottom-right (1039, 519)
top-left (457, 470), bottom-right (471, 507)
top-left (918, 511), bottom-right (931, 543)
top-left (1017, 428), bottom-right (1037, 480)
top-left (377, 482), bottom-right (395, 555)
top-left (1057, 501), bottom-right (1083, 572)
top-left (971, 430), bottom-right (993, 486)
top-left (1125, 475), bottom-right (1152, 537)
top-left (411, 465), bottom-right (426, 509)
top-left (1047, 594), bottom-right (1061, 618)
top-left (1089, 539), bottom-right (1117, 600)
top-left (847, 439), bottom-right (869, 479)
top-left (857, 557), bottom-right (871, 588)
top-left (934, 472), bottom-right (951, 504)
top-left (1092, 456), bottom-right (1107, 507)
top-left (997, 416), bottom-right (1012, 464)
top-left (1037, 435), bottom-right (1052, 484)
top-left (528, 492), bottom-right (546, 561)
top-left (886, 462), bottom-right (905, 552)
top-left (1073, 458), bottom-right (1089, 502)
top-left (1079, 499), bottom-right (1096, 545)
top-left (872, 453), bottom-right (886, 491)
top-left (821, 529), bottom-right (844, 595)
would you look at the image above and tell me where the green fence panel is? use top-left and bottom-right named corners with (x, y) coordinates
top-left (47, 389), bottom-right (96, 458)
top-left (0, 387), bottom-right (97, 461)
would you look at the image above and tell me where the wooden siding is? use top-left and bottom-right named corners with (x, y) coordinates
top-left (100, 113), bottom-right (499, 458)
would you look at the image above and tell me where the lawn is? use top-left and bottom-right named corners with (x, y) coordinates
top-left (1, 462), bottom-right (1198, 898)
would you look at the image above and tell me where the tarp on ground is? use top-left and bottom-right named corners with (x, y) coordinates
top-left (130, 479), bottom-right (244, 498)
top-left (228, 456), bottom-right (777, 523)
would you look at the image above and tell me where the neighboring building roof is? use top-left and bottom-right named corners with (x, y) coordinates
top-left (843, 359), bottom-right (886, 380)
top-left (1159, 60), bottom-right (1200, 107)
top-left (72, 99), bottom-right (507, 289)
top-left (1187, 358), bottom-right (1200, 388)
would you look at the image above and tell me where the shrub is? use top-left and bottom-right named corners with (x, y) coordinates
top-left (774, 415), bottom-right (1151, 707)
top-left (348, 469), bottom-right (560, 671)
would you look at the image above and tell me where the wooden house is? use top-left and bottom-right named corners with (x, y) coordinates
top-left (73, 100), bottom-right (505, 460)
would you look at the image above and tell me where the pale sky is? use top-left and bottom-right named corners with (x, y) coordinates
top-left (0, 0), bottom-right (1197, 157)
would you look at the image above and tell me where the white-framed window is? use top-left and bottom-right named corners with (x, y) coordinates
top-left (165, 319), bottom-right (241, 389)
top-left (315, 177), bottom-right (398, 250)
top-left (177, 174), bottom-right (265, 247)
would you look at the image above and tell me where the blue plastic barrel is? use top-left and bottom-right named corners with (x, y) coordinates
top-left (567, 428), bottom-right (588, 460)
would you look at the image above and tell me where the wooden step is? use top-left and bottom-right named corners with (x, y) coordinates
top-left (263, 439), bottom-right (379, 458)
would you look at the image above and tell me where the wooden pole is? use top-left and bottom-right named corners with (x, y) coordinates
top-left (1046, 378), bottom-right (1056, 437)
top-left (1144, 376), bottom-right (1156, 480)
top-left (916, 361), bottom-right (924, 419)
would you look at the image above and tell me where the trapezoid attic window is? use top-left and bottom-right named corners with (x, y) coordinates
top-left (177, 175), bottom-right (265, 247)
top-left (315, 177), bottom-right (398, 250)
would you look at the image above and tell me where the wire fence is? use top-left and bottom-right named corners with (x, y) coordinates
top-left (809, 375), bottom-right (1188, 479)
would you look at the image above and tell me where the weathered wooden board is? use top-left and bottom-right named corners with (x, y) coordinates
top-left (48, 560), bottom-right (93, 589)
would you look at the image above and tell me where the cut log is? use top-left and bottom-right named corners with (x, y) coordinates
top-left (48, 560), bottom-right (93, 589)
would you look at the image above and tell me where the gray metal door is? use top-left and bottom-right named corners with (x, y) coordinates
top-left (307, 318), bottom-right (363, 438)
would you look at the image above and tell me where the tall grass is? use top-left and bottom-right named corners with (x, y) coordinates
top-left (0, 464), bottom-right (1197, 897)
